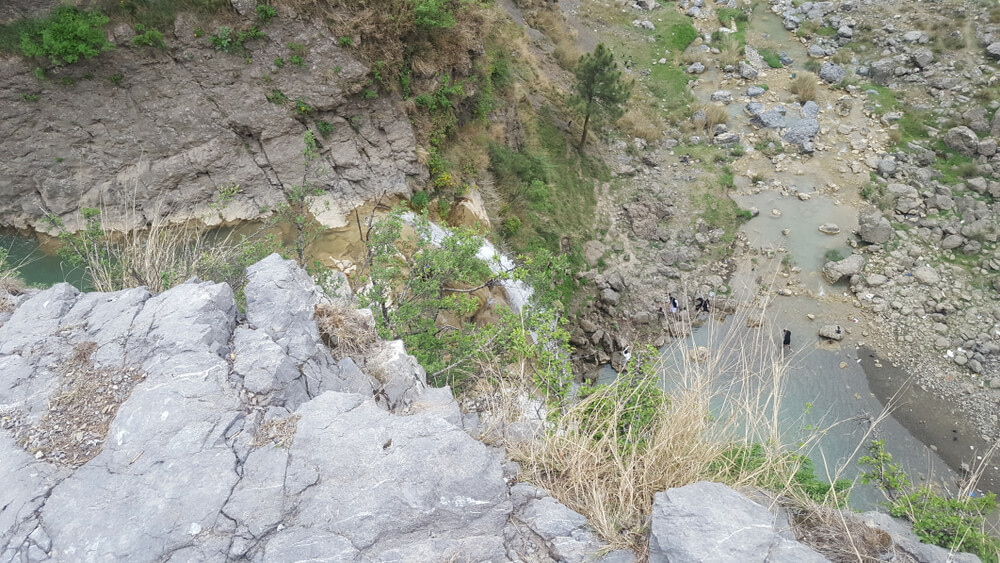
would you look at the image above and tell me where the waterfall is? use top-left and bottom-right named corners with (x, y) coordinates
top-left (401, 212), bottom-right (534, 312)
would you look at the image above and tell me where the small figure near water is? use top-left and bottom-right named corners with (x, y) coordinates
top-left (695, 297), bottom-right (710, 314)
top-left (669, 295), bottom-right (679, 315)
top-left (783, 329), bottom-right (792, 351)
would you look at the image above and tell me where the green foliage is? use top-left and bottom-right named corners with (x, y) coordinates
top-left (33, 67), bottom-right (45, 80)
top-left (502, 215), bottom-right (522, 237)
top-left (716, 7), bottom-right (749, 23)
top-left (294, 98), bottom-right (312, 114)
top-left (274, 57), bottom-right (284, 67)
top-left (413, 0), bottom-right (456, 30)
top-left (266, 89), bottom-right (288, 104)
top-left (290, 54), bottom-right (304, 67)
top-left (865, 84), bottom-right (899, 116)
top-left (108, 73), bottom-right (124, 86)
top-left (758, 48), bottom-right (782, 68)
top-left (20, 93), bottom-right (39, 102)
top-left (666, 22), bottom-right (699, 52)
top-left (710, 444), bottom-right (851, 506)
top-left (265, 131), bottom-right (326, 266)
top-left (891, 488), bottom-right (1000, 560)
top-left (572, 43), bottom-right (632, 147)
top-left (578, 347), bottom-right (668, 453)
top-left (256, 4), bottom-right (277, 23)
top-left (210, 26), bottom-right (263, 54)
top-left (414, 73), bottom-right (465, 112)
top-left (363, 89), bottom-right (378, 99)
top-left (410, 191), bottom-right (430, 210)
top-left (20, 6), bottom-right (113, 66)
top-left (132, 24), bottom-right (166, 48)
top-left (803, 60), bottom-right (821, 73)
top-left (338, 36), bottom-right (353, 47)
top-left (316, 120), bottom-right (335, 138)
top-left (858, 439), bottom-right (912, 500)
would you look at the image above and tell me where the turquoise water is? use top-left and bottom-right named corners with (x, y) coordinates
top-left (0, 231), bottom-right (87, 289)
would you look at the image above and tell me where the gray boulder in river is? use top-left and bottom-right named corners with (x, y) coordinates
top-left (822, 253), bottom-right (865, 284)
top-left (858, 206), bottom-right (894, 244)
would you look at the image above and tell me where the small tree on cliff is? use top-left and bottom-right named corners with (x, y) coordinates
top-left (571, 43), bottom-right (631, 148)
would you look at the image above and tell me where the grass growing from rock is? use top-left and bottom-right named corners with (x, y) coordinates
top-left (759, 48), bottom-right (782, 68)
top-left (865, 84), bottom-right (900, 116)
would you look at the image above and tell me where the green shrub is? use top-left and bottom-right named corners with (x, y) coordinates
top-left (273, 57), bottom-right (283, 67)
top-left (316, 120), bottom-right (335, 138)
top-left (256, 4), bottom-right (277, 23)
top-left (132, 24), bottom-right (165, 48)
top-left (716, 7), bottom-right (749, 23)
top-left (502, 215), bottom-right (522, 237)
top-left (21, 93), bottom-right (39, 102)
top-left (803, 60), bottom-right (821, 73)
top-left (338, 36), bottom-right (353, 47)
top-left (891, 489), bottom-right (1000, 560)
top-left (20, 6), bottom-right (113, 65)
top-left (289, 54), bottom-right (305, 67)
top-left (266, 89), bottom-right (288, 104)
top-left (210, 26), bottom-right (263, 54)
top-left (294, 98), bottom-right (312, 114)
top-left (108, 73), bottom-right (124, 85)
top-left (410, 191), bottom-right (430, 210)
top-left (414, 0), bottom-right (456, 30)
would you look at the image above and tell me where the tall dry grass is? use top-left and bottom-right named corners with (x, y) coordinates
top-left (512, 303), bottom-right (829, 552)
top-left (790, 74), bottom-right (818, 103)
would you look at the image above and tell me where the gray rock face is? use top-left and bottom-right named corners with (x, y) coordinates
top-left (1, 256), bottom-right (613, 562)
top-left (687, 62), bottom-right (706, 74)
top-left (739, 61), bottom-right (759, 79)
top-left (943, 126), bottom-right (980, 157)
top-left (649, 482), bottom-right (826, 563)
top-left (912, 47), bottom-right (934, 68)
top-left (752, 108), bottom-right (787, 129)
top-left (783, 118), bottom-right (820, 151)
top-left (818, 324), bottom-right (845, 341)
top-left (818, 62), bottom-right (846, 83)
top-left (913, 266), bottom-right (940, 285)
top-left (823, 254), bottom-right (865, 283)
top-left (0, 20), bottom-right (424, 233)
top-left (987, 42), bottom-right (1000, 59)
top-left (859, 206), bottom-right (894, 244)
top-left (800, 100), bottom-right (819, 118)
top-left (870, 58), bottom-right (897, 86)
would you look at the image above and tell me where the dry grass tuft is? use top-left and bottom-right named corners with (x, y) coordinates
top-left (513, 301), bottom-right (827, 552)
top-left (790, 74), bottom-right (818, 103)
top-left (315, 301), bottom-right (378, 360)
top-left (252, 414), bottom-right (302, 448)
top-left (618, 109), bottom-right (664, 142)
top-left (717, 37), bottom-right (743, 68)
top-left (534, 9), bottom-right (581, 71)
top-left (703, 104), bottom-right (730, 130)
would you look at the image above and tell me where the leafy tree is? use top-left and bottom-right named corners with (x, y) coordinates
top-left (21, 6), bottom-right (113, 65)
top-left (571, 43), bottom-right (631, 148)
top-left (266, 131), bottom-right (327, 267)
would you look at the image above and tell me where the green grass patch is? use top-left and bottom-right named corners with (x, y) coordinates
top-left (864, 84), bottom-right (899, 116)
top-left (664, 21), bottom-right (699, 53)
top-left (815, 25), bottom-right (837, 36)
top-left (758, 48), bottom-right (782, 68)
top-left (488, 106), bottom-right (607, 254)
top-left (96, 0), bottom-right (232, 31)
top-left (932, 141), bottom-right (979, 185)
top-left (716, 8), bottom-right (749, 25)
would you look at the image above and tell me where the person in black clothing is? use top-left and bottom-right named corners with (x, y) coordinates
top-left (783, 329), bottom-right (792, 351)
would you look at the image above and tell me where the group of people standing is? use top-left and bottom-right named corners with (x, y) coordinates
top-left (664, 294), bottom-right (711, 318)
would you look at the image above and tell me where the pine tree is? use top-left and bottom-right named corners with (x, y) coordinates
top-left (571, 43), bottom-right (631, 148)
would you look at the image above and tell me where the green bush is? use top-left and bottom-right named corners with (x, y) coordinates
top-left (256, 4), bottom-right (277, 23)
top-left (414, 0), bottom-right (456, 30)
top-left (890, 489), bottom-right (1000, 560)
top-left (132, 24), bottom-right (165, 48)
top-left (338, 36), bottom-right (353, 47)
top-left (316, 120), bottom-right (335, 138)
top-left (210, 26), bottom-right (263, 54)
top-left (410, 191), bottom-right (430, 210)
top-left (266, 89), bottom-right (288, 104)
top-left (20, 6), bottom-right (113, 65)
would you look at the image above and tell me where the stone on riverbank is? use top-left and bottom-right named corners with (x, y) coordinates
top-left (822, 254), bottom-right (865, 284)
top-left (818, 324), bottom-right (845, 341)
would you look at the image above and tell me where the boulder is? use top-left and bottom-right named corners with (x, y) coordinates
top-left (912, 47), bottom-right (933, 68)
top-left (711, 90), bottom-right (733, 103)
top-left (913, 266), bottom-right (940, 285)
top-left (649, 482), bottom-right (827, 563)
top-left (819, 62), bottom-right (846, 83)
top-left (801, 100), bottom-right (819, 118)
top-left (822, 254), bottom-right (865, 283)
top-left (941, 234), bottom-right (965, 249)
top-left (739, 61), bottom-right (759, 80)
top-left (817, 223), bottom-right (841, 235)
top-left (870, 58), bottom-right (897, 86)
top-left (818, 324), bottom-right (845, 341)
top-left (687, 62), bottom-right (706, 74)
top-left (753, 109), bottom-right (789, 129)
top-left (746, 86), bottom-right (766, 97)
top-left (943, 126), bottom-right (979, 157)
top-left (782, 118), bottom-right (820, 146)
top-left (987, 42), bottom-right (1000, 59)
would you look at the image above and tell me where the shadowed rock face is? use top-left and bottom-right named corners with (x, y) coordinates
top-left (0, 255), bottom-right (620, 562)
top-left (0, 16), bottom-right (424, 233)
